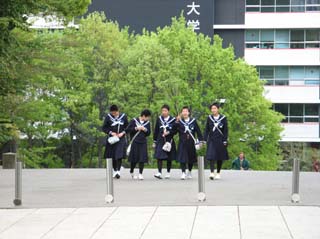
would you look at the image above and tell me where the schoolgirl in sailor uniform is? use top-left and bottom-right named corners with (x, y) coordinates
top-left (125, 109), bottom-right (152, 180)
top-left (176, 106), bottom-right (203, 180)
top-left (204, 102), bottom-right (229, 180)
top-left (153, 104), bottom-right (177, 179)
top-left (102, 105), bottom-right (128, 179)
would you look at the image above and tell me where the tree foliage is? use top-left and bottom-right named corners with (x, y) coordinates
top-left (0, 0), bottom-right (91, 96)
top-left (0, 12), bottom-right (283, 170)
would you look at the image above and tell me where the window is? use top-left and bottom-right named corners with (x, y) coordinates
top-left (275, 104), bottom-right (289, 122)
top-left (246, 30), bottom-right (260, 42)
top-left (260, 66), bottom-right (274, 78)
top-left (306, 30), bottom-right (320, 48)
top-left (273, 103), bottom-right (320, 123)
top-left (246, 30), bottom-right (260, 48)
top-left (306, 30), bottom-right (320, 41)
top-left (305, 104), bottom-right (319, 122)
top-left (305, 104), bottom-right (319, 116)
top-left (276, 0), bottom-right (290, 11)
top-left (290, 104), bottom-right (303, 116)
top-left (245, 29), bottom-right (320, 49)
top-left (261, 0), bottom-right (275, 4)
top-left (259, 66), bottom-right (274, 85)
top-left (261, 0), bottom-right (275, 12)
top-left (291, 30), bottom-right (305, 48)
top-left (289, 104), bottom-right (304, 123)
top-left (257, 66), bottom-right (320, 86)
top-left (261, 30), bottom-right (274, 48)
top-left (275, 30), bottom-right (290, 48)
top-left (305, 66), bottom-right (319, 78)
top-left (305, 66), bottom-right (320, 85)
top-left (306, 0), bottom-right (320, 11)
top-left (290, 67), bottom-right (305, 80)
top-left (275, 67), bottom-right (289, 78)
top-left (246, 0), bottom-right (260, 11)
top-left (247, 0), bottom-right (260, 4)
top-left (277, 0), bottom-right (290, 3)
top-left (291, 0), bottom-right (305, 12)
top-left (275, 66), bottom-right (289, 85)
top-left (246, 0), bottom-right (320, 12)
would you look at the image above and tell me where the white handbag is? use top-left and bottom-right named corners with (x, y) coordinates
top-left (189, 134), bottom-right (202, 151)
top-left (194, 139), bottom-right (201, 151)
top-left (162, 141), bottom-right (172, 152)
top-left (108, 122), bottom-right (121, 145)
top-left (108, 136), bottom-right (120, 145)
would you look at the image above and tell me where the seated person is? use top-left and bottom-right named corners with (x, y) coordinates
top-left (232, 152), bottom-right (250, 170)
top-left (312, 158), bottom-right (319, 172)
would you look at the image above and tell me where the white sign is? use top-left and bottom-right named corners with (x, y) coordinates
top-left (186, 1), bottom-right (201, 31)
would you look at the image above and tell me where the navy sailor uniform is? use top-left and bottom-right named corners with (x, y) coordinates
top-left (204, 114), bottom-right (229, 161)
top-left (126, 118), bottom-right (151, 163)
top-left (102, 113), bottom-right (128, 160)
top-left (176, 118), bottom-right (203, 164)
top-left (153, 115), bottom-right (177, 161)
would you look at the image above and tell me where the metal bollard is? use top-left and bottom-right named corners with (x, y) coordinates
top-left (291, 158), bottom-right (300, 203)
top-left (13, 160), bottom-right (22, 206)
top-left (197, 156), bottom-right (206, 202)
top-left (105, 158), bottom-right (114, 203)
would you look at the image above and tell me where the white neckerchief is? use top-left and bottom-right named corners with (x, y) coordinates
top-left (180, 118), bottom-right (197, 142)
top-left (180, 118), bottom-right (195, 133)
top-left (209, 115), bottom-right (225, 135)
top-left (134, 118), bottom-right (150, 127)
top-left (108, 113), bottom-right (125, 126)
top-left (159, 116), bottom-right (175, 131)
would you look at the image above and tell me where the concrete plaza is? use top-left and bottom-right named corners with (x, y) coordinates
top-left (0, 169), bottom-right (319, 238)
top-left (1, 169), bottom-right (320, 207)
top-left (1, 206), bottom-right (320, 239)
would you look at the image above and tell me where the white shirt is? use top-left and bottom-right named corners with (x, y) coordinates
top-left (163, 116), bottom-right (170, 121)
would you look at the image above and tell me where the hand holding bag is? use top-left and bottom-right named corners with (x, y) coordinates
top-left (189, 133), bottom-right (202, 151)
top-left (108, 136), bottom-right (120, 145)
top-left (107, 122), bottom-right (121, 145)
top-left (162, 140), bottom-right (172, 152)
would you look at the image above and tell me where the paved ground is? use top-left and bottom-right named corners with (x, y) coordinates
top-left (0, 169), bottom-right (320, 208)
top-left (0, 206), bottom-right (320, 239)
top-left (1, 169), bottom-right (320, 239)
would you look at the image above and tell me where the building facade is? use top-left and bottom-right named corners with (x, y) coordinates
top-left (46, 0), bottom-right (318, 169)
top-left (212, 0), bottom-right (320, 169)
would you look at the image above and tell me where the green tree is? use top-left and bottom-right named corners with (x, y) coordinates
top-left (118, 16), bottom-right (283, 170)
top-left (77, 12), bottom-right (130, 167)
top-left (0, 0), bottom-right (91, 96)
top-left (167, 18), bottom-right (283, 169)
top-left (1, 13), bottom-right (283, 170)
top-left (0, 0), bottom-right (91, 163)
